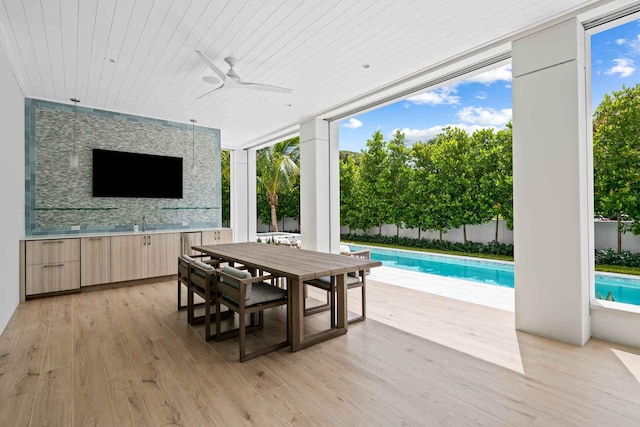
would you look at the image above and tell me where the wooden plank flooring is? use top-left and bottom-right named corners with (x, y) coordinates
top-left (1, 278), bottom-right (639, 426)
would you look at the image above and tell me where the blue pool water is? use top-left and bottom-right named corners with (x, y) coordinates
top-left (349, 245), bottom-right (640, 306)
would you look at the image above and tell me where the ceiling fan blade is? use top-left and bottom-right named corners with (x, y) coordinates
top-left (196, 85), bottom-right (223, 100)
top-left (237, 81), bottom-right (292, 94)
top-left (195, 50), bottom-right (226, 83)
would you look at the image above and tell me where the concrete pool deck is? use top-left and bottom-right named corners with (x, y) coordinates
top-left (369, 265), bottom-right (515, 312)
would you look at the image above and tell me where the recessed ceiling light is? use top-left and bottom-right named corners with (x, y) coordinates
top-left (362, 64), bottom-right (370, 69)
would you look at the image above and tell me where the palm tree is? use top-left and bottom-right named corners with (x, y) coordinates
top-left (257, 137), bottom-right (300, 232)
top-left (221, 150), bottom-right (230, 227)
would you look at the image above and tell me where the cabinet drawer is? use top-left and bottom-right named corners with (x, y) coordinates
top-left (26, 261), bottom-right (80, 295)
top-left (26, 239), bottom-right (80, 265)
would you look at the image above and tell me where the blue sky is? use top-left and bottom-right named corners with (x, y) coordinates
top-left (339, 20), bottom-right (640, 152)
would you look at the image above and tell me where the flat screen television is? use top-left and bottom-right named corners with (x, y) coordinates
top-left (92, 149), bottom-right (183, 198)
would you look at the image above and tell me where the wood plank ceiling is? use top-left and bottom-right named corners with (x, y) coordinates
top-left (0, 0), bottom-right (602, 148)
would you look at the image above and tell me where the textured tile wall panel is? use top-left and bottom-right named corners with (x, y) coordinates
top-left (25, 99), bottom-right (221, 235)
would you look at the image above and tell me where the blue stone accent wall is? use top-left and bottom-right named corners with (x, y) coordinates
top-left (25, 98), bottom-right (221, 236)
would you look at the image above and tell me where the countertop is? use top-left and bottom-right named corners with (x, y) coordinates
top-left (22, 227), bottom-right (231, 241)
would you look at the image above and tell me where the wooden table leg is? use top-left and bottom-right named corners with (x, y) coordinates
top-left (336, 273), bottom-right (348, 330)
top-left (290, 277), bottom-right (304, 351)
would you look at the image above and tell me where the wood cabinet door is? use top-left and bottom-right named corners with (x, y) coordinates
top-left (218, 229), bottom-right (233, 244)
top-left (201, 230), bottom-right (217, 245)
top-left (147, 233), bottom-right (181, 277)
top-left (26, 261), bottom-right (80, 295)
top-left (180, 232), bottom-right (202, 255)
top-left (110, 235), bottom-right (146, 282)
top-left (81, 237), bottom-right (111, 286)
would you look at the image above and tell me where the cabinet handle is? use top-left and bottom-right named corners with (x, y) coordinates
top-left (88, 237), bottom-right (102, 241)
top-left (43, 264), bottom-right (64, 268)
top-left (143, 236), bottom-right (147, 246)
top-left (148, 235), bottom-right (151, 246)
top-left (43, 240), bottom-right (64, 244)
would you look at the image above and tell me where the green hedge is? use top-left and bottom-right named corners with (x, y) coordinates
top-left (341, 234), bottom-right (514, 257)
top-left (595, 249), bottom-right (640, 267)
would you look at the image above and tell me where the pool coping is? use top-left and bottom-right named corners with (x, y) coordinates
top-left (343, 242), bottom-right (640, 282)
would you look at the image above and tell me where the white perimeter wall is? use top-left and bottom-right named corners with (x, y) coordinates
top-left (0, 40), bottom-right (24, 333)
top-left (341, 220), bottom-right (514, 245)
top-left (262, 218), bottom-right (640, 252)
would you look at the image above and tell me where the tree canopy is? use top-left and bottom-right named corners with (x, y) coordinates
top-left (342, 126), bottom-right (514, 242)
top-left (593, 84), bottom-right (640, 252)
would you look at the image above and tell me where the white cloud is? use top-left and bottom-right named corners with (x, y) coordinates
top-left (392, 124), bottom-right (501, 142)
top-left (464, 64), bottom-right (512, 85)
top-left (616, 38), bottom-right (627, 45)
top-left (605, 58), bottom-right (635, 78)
top-left (341, 118), bottom-right (363, 129)
top-left (457, 106), bottom-right (512, 126)
top-left (475, 91), bottom-right (487, 100)
top-left (627, 34), bottom-right (640, 55)
top-left (407, 86), bottom-right (460, 105)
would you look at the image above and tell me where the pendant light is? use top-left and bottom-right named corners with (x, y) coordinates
top-left (190, 119), bottom-right (197, 174)
top-left (70, 98), bottom-right (80, 169)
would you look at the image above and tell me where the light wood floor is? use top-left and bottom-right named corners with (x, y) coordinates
top-left (1, 279), bottom-right (640, 426)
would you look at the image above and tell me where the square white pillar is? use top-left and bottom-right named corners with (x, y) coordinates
top-left (512, 18), bottom-right (592, 345)
top-left (300, 118), bottom-right (340, 253)
top-left (230, 149), bottom-right (257, 243)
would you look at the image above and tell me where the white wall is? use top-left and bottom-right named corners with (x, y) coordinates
top-left (300, 118), bottom-right (340, 253)
top-left (0, 40), bottom-right (24, 333)
top-left (257, 218), bottom-right (300, 233)
top-left (512, 18), bottom-right (592, 346)
top-left (591, 304), bottom-right (640, 348)
top-left (593, 221), bottom-right (640, 252)
top-left (231, 149), bottom-right (257, 243)
top-left (341, 220), bottom-right (514, 245)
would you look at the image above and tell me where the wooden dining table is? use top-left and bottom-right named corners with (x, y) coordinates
top-left (191, 242), bottom-right (382, 351)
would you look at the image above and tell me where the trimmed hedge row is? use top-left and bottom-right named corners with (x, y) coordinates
top-left (341, 234), bottom-right (514, 257)
top-left (595, 249), bottom-right (640, 267)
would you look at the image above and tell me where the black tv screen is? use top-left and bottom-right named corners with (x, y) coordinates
top-left (92, 149), bottom-right (183, 198)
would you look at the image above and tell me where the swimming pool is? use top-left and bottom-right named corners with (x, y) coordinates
top-left (348, 244), bottom-right (640, 306)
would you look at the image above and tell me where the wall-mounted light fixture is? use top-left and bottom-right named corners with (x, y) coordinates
top-left (190, 119), bottom-right (197, 174)
top-left (70, 98), bottom-right (80, 168)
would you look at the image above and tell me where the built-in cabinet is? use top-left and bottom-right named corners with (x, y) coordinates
top-left (111, 233), bottom-right (181, 282)
top-left (147, 233), bottom-right (181, 277)
top-left (23, 229), bottom-right (230, 297)
top-left (180, 229), bottom-right (232, 254)
top-left (110, 235), bottom-right (147, 282)
top-left (202, 229), bottom-right (233, 245)
top-left (25, 239), bottom-right (81, 295)
top-left (81, 237), bottom-right (111, 286)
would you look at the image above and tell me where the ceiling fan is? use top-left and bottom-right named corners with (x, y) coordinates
top-left (195, 50), bottom-right (292, 99)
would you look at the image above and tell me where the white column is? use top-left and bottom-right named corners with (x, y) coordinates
top-left (230, 149), bottom-right (257, 243)
top-left (512, 18), bottom-right (592, 345)
top-left (300, 118), bottom-right (340, 253)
